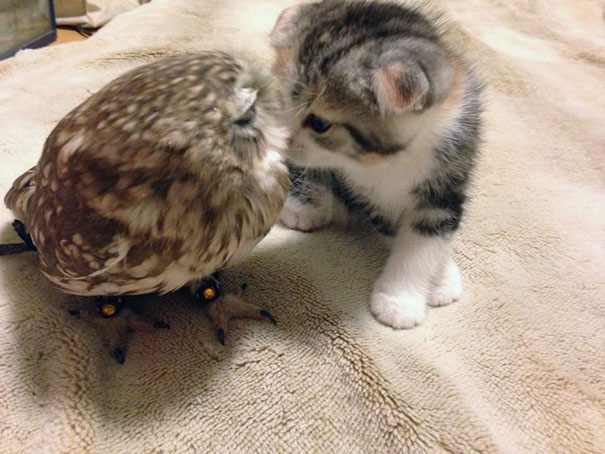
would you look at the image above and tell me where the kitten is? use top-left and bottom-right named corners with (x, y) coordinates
top-left (270, 0), bottom-right (483, 328)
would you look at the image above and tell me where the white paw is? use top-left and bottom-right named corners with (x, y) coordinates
top-left (428, 260), bottom-right (462, 307)
top-left (280, 197), bottom-right (329, 232)
top-left (370, 291), bottom-right (426, 329)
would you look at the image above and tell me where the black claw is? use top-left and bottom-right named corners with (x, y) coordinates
top-left (260, 310), bottom-right (277, 325)
top-left (68, 309), bottom-right (80, 317)
top-left (153, 321), bottom-right (171, 329)
top-left (112, 348), bottom-right (126, 364)
top-left (217, 328), bottom-right (226, 345)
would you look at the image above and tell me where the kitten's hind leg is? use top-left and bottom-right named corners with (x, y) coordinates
top-left (428, 259), bottom-right (462, 307)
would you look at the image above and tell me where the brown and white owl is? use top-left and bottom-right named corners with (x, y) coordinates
top-left (1, 52), bottom-right (290, 364)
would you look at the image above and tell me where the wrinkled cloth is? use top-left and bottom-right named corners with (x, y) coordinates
top-left (0, 1), bottom-right (603, 452)
top-left (54, 0), bottom-right (149, 28)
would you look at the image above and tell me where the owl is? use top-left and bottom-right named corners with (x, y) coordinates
top-left (2, 52), bottom-right (290, 364)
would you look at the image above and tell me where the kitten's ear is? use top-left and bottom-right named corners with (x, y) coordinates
top-left (270, 4), bottom-right (305, 48)
top-left (372, 62), bottom-right (430, 115)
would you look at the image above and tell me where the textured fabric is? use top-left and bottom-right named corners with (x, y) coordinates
top-left (54, 0), bottom-right (149, 28)
top-left (0, 1), bottom-right (603, 453)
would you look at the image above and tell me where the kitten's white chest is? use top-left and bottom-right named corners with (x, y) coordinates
top-left (344, 142), bottom-right (435, 221)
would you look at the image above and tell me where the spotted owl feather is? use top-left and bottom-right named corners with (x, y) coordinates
top-left (4, 52), bottom-right (289, 297)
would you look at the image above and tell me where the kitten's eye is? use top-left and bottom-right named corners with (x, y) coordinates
top-left (304, 114), bottom-right (332, 134)
top-left (235, 104), bottom-right (256, 126)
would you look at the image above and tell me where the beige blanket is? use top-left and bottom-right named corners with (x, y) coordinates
top-left (0, 1), bottom-right (603, 452)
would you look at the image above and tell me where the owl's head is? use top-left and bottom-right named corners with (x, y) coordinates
top-left (73, 52), bottom-right (288, 176)
top-left (146, 52), bottom-right (288, 173)
top-left (210, 52), bottom-right (289, 163)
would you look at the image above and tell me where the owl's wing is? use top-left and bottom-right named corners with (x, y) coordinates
top-left (2, 162), bottom-right (132, 283)
top-left (53, 235), bottom-right (132, 281)
top-left (4, 166), bottom-right (37, 222)
top-left (33, 199), bottom-right (136, 286)
top-left (18, 114), bottom-right (196, 292)
top-left (30, 162), bottom-right (158, 286)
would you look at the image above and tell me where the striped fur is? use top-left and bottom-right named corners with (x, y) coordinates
top-left (271, 0), bottom-right (483, 328)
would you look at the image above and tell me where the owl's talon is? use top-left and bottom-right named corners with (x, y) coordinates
top-left (206, 293), bottom-right (276, 345)
top-left (260, 309), bottom-right (277, 325)
top-left (69, 297), bottom-right (169, 363)
top-left (68, 308), bottom-right (81, 317)
top-left (112, 347), bottom-right (126, 364)
top-left (153, 321), bottom-right (171, 329)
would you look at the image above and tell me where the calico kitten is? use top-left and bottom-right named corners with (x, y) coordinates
top-left (270, 0), bottom-right (483, 328)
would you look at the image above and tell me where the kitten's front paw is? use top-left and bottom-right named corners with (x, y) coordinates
top-left (280, 197), bottom-right (329, 232)
top-left (428, 260), bottom-right (462, 307)
top-left (370, 291), bottom-right (426, 329)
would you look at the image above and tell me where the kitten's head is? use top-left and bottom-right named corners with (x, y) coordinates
top-left (270, 0), bottom-right (458, 169)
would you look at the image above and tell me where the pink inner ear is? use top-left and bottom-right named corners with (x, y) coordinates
top-left (373, 62), bottom-right (425, 114)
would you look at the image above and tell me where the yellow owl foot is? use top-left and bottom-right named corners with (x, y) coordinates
top-left (203, 291), bottom-right (276, 345)
top-left (69, 297), bottom-right (170, 364)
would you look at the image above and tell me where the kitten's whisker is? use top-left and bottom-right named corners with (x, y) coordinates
top-left (288, 100), bottom-right (312, 118)
top-left (307, 87), bottom-right (327, 112)
top-left (294, 105), bottom-right (310, 118)
top-left (280, 76), bottom-right (305, 86)
top-left (286, 101), bottom-right (310, 114)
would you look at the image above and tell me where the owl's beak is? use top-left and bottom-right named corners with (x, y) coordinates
top-left (234, 88), bottom-right (258, 116)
